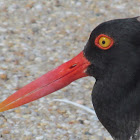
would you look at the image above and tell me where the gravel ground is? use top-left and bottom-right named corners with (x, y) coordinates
top-left (0, 0), bottom-right (139, 140)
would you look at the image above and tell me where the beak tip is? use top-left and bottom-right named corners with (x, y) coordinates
top-left (0, 102), bottom-right (9, 112)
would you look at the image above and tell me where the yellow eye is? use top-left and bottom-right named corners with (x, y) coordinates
top-left (99, 37), bottom-right (111, 48)
top-left (95, 34), bottom-right (114, 50)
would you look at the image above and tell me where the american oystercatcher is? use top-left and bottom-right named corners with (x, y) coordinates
top-left (0, 17), bottom-right (140, 140)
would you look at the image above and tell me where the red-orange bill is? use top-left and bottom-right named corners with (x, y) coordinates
top-left (0, 51), bottom-right (90, 112)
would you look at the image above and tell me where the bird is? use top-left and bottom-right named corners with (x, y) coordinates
top-left (0, 17), bottom-right (140, 140)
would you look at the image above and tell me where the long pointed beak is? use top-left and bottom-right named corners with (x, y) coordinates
top-left (0, 51), bottom-right (90, 112)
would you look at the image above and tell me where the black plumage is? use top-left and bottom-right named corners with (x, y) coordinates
top-left (84, 17), bottom-right (140, 140)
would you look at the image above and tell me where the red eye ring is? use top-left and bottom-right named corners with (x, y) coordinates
top-left (95, 34), bottom-right (114, 50)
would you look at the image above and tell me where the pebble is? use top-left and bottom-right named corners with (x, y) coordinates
top-left (36, 136), bottom-right (44, 140)
top-left (14, 109), bottom-right (21, 113)
top-left (34, 4), bottom-right (42, 11)
top-left (0, 74), bottom-right (7, 80)
top-left (2, 129), bottom-right (10, 134)
top-left (91, 135), bottom-right (104, 140)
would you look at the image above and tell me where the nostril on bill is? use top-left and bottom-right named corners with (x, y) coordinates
top-left (69, 64), bottom-right (77, 69)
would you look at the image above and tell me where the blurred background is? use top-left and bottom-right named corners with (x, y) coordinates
top-left (0, 0), bottom-right (139, 140)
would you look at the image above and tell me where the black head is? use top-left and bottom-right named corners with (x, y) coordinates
top-left (84, 17), bottom-right (140, 80)
top-left (84, 17), bottom-right (140, 140)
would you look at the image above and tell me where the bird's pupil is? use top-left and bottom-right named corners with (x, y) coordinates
top-left (102, 41), bottom-right (105, 44)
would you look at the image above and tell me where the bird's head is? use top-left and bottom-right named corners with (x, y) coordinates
top-left (85, 17), bottom-right (140, 80)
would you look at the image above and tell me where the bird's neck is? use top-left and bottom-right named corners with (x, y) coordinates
top-left (92, 67), bottom-right (140, 140)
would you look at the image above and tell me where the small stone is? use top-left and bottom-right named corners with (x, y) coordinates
top-left (91, 135), bottom-right (103, 140)
top-left (14, 109), bottom-right (21, 113)
top-left (7, 42), bottom-right (14, 47)
top-left (76, 100), bottom-right (84, 104)
top-left (105, 137), bottom-right (113, 140)
top-left (0, 74), bottom-right (7, 80)
top-left (31, 19), bottom-right (36, 23)
top-left (26, 2), bottom-right (35, 8)
top-left (84, 131), bottom-right (92, 135)
top-left (68, 120), bottom-right (77, 124)
top-left (32, 27), bottom-right (39, 34)
top-left (79, 120), bottom-right (84, 124)
top-left (0, 124), bottom-right (5, 128)
top-left (24, 136), bottom-right (33, 140)
top-left (36, 136), bottom-right (44, 140)
top-left (84, 120), bottom-right (90, 125)
top-left (35, 57), bottom-right (42, 62)
top-left (34, 4), bottom-right (42, 11)
top-left (2, 129), bottom-right (10, 134)
top-left (57, 109), bottom-right (66, 114)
